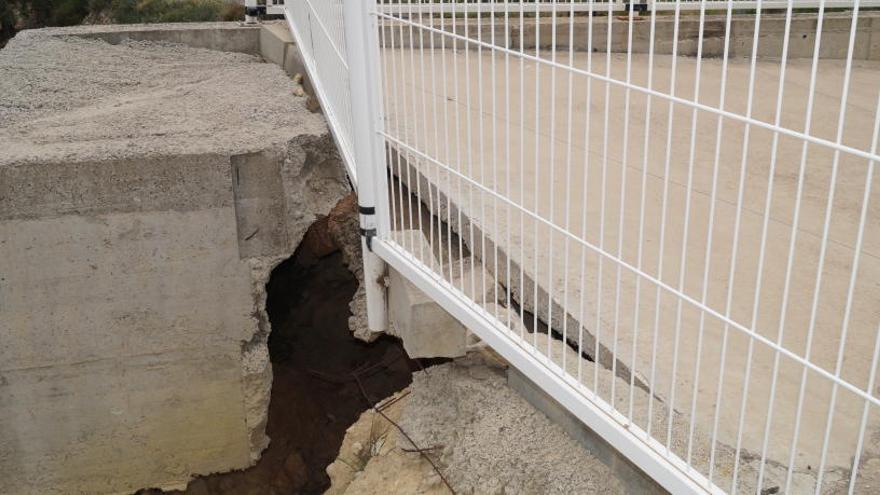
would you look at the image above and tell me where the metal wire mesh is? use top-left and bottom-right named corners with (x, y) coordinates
top-left (375, 2), bottom-right (880, 493)
top-left (288, 1), bottom-right (880, 492)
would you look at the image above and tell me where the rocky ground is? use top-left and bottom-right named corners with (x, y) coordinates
top-left (327, 354), bottom-right (627, 495)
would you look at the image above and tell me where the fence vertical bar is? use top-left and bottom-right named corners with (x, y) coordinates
top-left (343, 0), bottom-right (389, 333)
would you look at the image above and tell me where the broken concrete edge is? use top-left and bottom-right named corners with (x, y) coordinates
top-left (232, 134), bottom-right (353, 466)
top-left (145, 134), bottom-right (358, 490)
top-left (151, 134), bottom-right (354, 490)
top-left (324, 389), bottom-right (420, 495)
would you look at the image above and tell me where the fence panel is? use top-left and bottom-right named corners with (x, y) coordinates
top-left (288, 1), bottom-right (880, 493)
top-left (284, 0), bottom-right (356, 180)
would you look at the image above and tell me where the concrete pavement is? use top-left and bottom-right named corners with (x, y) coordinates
top-left (382, 47), bottom-right (880, 488)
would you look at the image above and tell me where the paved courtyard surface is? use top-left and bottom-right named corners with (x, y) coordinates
top-left (382, 48), bottom-right (880, 488)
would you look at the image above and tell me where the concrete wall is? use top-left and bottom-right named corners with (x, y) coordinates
top-left (382, 12), bottom-right (880, 60)
top-left (0, 139), bottom-right (348, 494)
top-left (73, 22), bottom-right (262, 55)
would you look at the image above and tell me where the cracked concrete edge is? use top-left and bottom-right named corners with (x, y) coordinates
top-left (241, 255), bottom-right (284, 462)
top-left (252, 21), bottom-right (376, 345)
top-left (325, 194), bottom-right (383, 344)
top-left (236, 133), bottom-right (352, 463)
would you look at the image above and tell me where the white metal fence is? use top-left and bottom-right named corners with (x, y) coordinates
top-left (286, 1), bottom-right (880, 493)
top-left (375, 0), bottom-right (880, 12)
top-left (284, 0), bottom-right (356, 180)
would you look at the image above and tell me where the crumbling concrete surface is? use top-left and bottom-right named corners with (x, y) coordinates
top-left (326, 356), bottom-right (626, 495)
top-left (0, 24), bottom-right (349, 494)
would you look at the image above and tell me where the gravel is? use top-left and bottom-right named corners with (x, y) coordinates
top-left (397, 356), bottom-right (627, 495)
top-left (0, 25), bottom-right (324, 167)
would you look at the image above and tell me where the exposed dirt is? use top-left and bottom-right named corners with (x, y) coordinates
top-left (140, 219), bottom-right (426, 495)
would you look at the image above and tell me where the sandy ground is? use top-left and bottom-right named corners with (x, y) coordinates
top-left (382, 47), bottom-right (880, 488)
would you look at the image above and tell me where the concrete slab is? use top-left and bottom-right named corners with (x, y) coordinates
top-left (0, 25), bottom-right (350, 494)
top-left (383, 46), bottom-right (880, 483)
top-left (388, 230), bottom-right (468, 358)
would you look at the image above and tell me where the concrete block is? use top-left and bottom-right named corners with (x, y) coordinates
top-left (259, 22), bottom-right (314, 94)
top-left (0, 25), bottom-right (352, 494)
top-left (259, 23), bottom-right (293, 68)
top-left (388, 230), bottom-right (467, 359)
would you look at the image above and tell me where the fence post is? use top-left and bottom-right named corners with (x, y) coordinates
top-left (343, 0), bottom-right (389, 333)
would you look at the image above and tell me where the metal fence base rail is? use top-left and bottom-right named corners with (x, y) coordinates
top-left (374, 238), bottom-right (728, 494)
top-left (286, 1), bottom-right (880, 493)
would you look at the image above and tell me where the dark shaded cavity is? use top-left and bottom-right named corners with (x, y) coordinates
top-left (144, 221), bottom-right (424, 495)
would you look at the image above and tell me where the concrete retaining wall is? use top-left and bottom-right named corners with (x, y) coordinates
top-left (382, 12), bottom-right (880, 60)
top-left (74, 22), bottom-right (262, 55)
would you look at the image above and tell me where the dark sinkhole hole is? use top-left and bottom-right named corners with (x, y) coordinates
top-left (148, 219), bottom-right (432, 495)
top-left (260, 240), bottom-right (419, 494)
